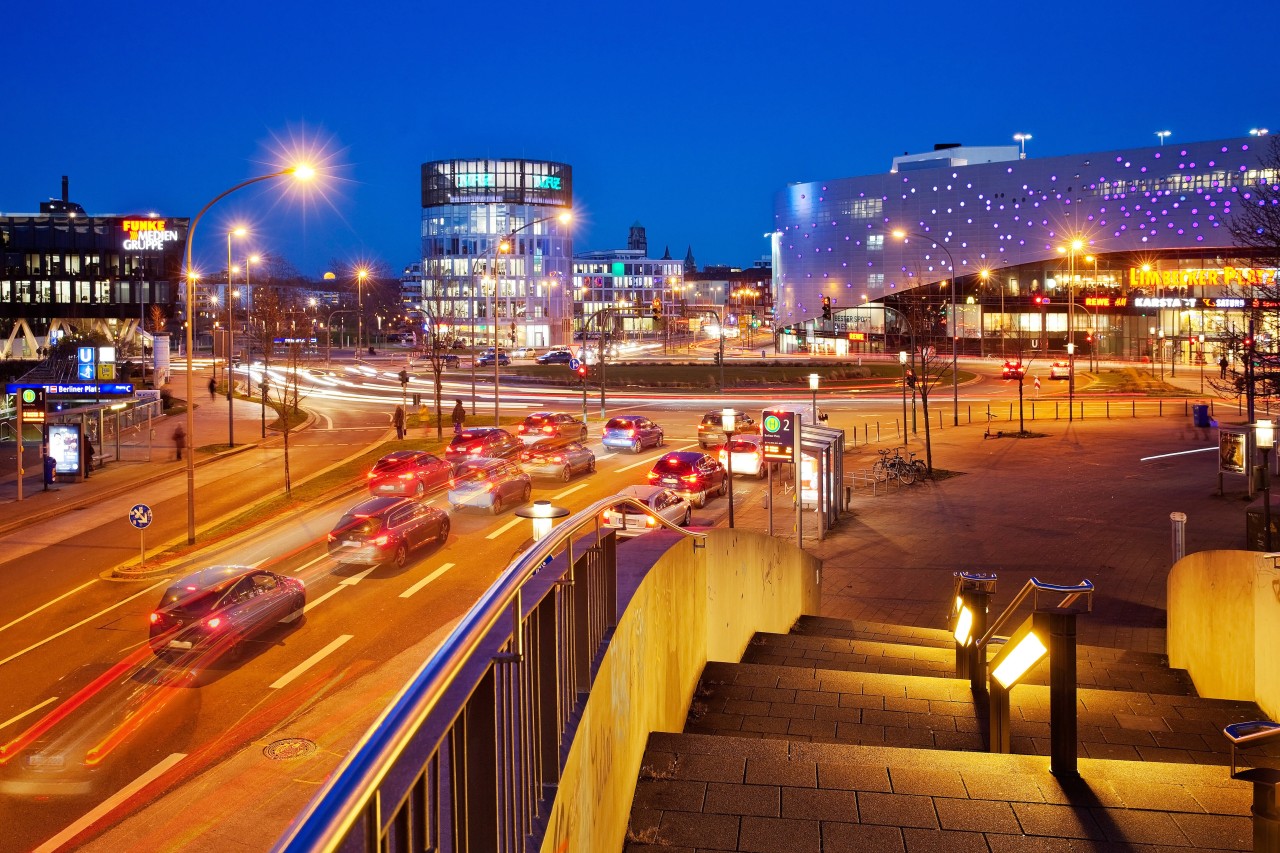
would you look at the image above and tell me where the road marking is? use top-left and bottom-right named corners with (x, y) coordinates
top-left (615, 444), bottom-right (696, 474)
top-left (270, 634), bottom-right (353, 689)
top-left (340, 567), bottom-right (377, 585)
top-left (320, 412), bottom-right (334, 429)
top-left (0, 579), bottom-right (171, 670)
top-left (303, 585), bottom-right (346, 613)
top-left (552, 483), bottom-right (589, 500)
top-left (400, 562), bottom-right (456, 599)
top-left (0, 696), bottom-right (57, 734)
top-left (33, 753), bottom-right (186, 853)
top-left (596, 453), bottom-right (616, 460)
top-left (0, 579), bottom-right (98, 635)
top-left (485, 517), bottom-right (524, 540)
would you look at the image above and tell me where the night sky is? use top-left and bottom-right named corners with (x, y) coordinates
top-left (5, 0), bottom-right (1275, 281)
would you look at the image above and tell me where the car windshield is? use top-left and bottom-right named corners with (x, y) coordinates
top-left (450, 431), bottom-right (488, 446)
top-left (524, 415), bottom-right (552, 428)
top-left (372, 456), bottom-right (411, 472)
top-left (605, 418), bottom-right (634, 430)
top-left (159, 585), bottom-right (225, 615)
top-left (652, 458), bottom-right (693, 474)
top-left (454, 465), bottom-right (494, 483)
top-left (701, 413), bottom-right (724, 426)
top-left (336, 514), bottom-right (383, 538)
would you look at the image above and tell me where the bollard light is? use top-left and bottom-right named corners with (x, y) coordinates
top-left (953, 605), bottom-right (974, 645)
top-left (1258, 420), bottom-right (1275, 551)
top-left (989, 617), bottom-right (1048, 689)
top-left (1258, 419), bottom-right (1275, 450)
top-left (515, 500), bottom-right (570, 542)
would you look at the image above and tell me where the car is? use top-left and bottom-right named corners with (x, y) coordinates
top-left (719, 436), bottom-right (769, 479)
top-left (444, 428), bottom-right (523, 466)
top-left (509, 346), bottom-right (535, 358)
top-left (447, 458), bottom-right (532, 514)
top-left (477, 351), bottom-right (510, 367)
top-left (602, 485), bottom-right (693, 536)
top-left (517, 411), bottom-right (589, 444)
top-left (520, 439), bottom-right (596, 481)
top-left (326, 496), bottom-right (450, 567)
top-left (1002, 360), bottom-right (1025, 379)
top-left (1049, 360), bottom-right (1071, 379)
top-left (535, 349), bottom-right (575, 365)
top-left (426, 352), bottom-right (461, 368)
top-left (697, 410), bottom-right (759, 448)
top-left (148, 566), bottom-right (306, 658)
top-left (366, 450), bottom-right (452, 497)
top-left (602, 415), bottom-right (664, 453)
top-left (645, 450), bottom-right (728, 508)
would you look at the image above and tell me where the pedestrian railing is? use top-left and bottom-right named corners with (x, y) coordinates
top-left (273, 496), bottom-right (704, 853)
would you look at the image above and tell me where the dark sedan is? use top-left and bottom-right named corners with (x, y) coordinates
top-left (327, 496), bottom-right (450, 567)
top-left (148, 566), bottom-right (305, 658)
top-left (477, 351), bottom-right (510, 367)
top-left (535, 349), bottom-right (575, 365)
top-left (444, 428), bottom-right (524, 466)
top-left (366, 450), bottom-right (452, 497)
top-left (646, 451), bottom-right (728, 508)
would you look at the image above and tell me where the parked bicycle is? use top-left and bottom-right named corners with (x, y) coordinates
top-left (872, 448), bottom-right (916, 485)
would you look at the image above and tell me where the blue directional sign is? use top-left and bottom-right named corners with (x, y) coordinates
top-left (77, 347), bottom-right (95, 365)
top-left (569, 358), bottom-right (581, 371)
top-left (5, 383), bottom-right (135, 396)
top-left (77, 363), bottom-right (95, 381)
top-left (128, 504), bottom-right (153, 530)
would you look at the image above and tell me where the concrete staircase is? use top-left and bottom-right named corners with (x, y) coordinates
top-left (625, 615), bottom-right (1273, 851)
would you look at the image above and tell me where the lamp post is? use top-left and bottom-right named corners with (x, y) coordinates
top-left (808, 373), bottom-right (819, 423)
top-left (1199, 333), bottom-right (1206, 393)
top-left (181, 164), bottom-right (313, 544)
top-left (244, 253), bottom-right (258, 362)
top-left (356, 267), bottom-right (368, 356)
top-left (225, 227), bottom-right (246, 448)
top-left (899, 351), bottom-right (909, 446)
top-left (894, 230), bottom-right (959, 425)
top-left (1158, 329), bottom-right (1166, 380)
top-left (1013, 132), bottom-right (1032, 159)
top-left (1259, 420), bottom-right (1275, 551)
top-left (722, 407), bottom-right (736, 529)
top-left (1057, 238), bottom-right (1084, 423)
top-left (1156, 130), bottom-right (1171, 146)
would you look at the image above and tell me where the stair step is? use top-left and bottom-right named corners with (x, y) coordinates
top-left (792, 614), bottom-right (1179, 669)
top-left (626, 731), bottom-right (1254, 852)
top-left (686, 661), bottom-right (1273, 766)
top-left (746, 631), bottom-right (1197, 696)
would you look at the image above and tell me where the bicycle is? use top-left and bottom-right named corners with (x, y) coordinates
top-left (872, 448), bottom-right (916, 485)
top-left (906, 451), bottom-right (929, 480)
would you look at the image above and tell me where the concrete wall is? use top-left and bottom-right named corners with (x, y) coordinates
top-left (540, 529), bottom-right (821, 853)
top-left (1167, 549), bottom-right (1280, 718)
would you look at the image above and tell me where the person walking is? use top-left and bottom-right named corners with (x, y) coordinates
top-left (392, 405), bottom-right (406, 440)
top-left (451, 399), bottom-right (466, 435)
top-left (173, 424), bottom-right (187, 460)
top-left (1219, 354), bottom-right (1229, 379)
top-left (208, 377), bottom-right (217, 400)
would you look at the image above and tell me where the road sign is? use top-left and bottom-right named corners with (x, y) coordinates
top-left (128, 504), bottom-right (153, 530)
top-left (18, 387), bottom-right (46, 425)
top-left (569, 358), bottom-right (581, 371)
top-left (77, 363), bottom-right (95, 381)
top-left (761, 410), bottom-right (797, 461)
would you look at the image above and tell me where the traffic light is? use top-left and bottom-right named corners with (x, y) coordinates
top-left (651, 298), bottom-right (661, 320)
top-left (751, 310), bottom-right (759, 329)
top-left (821, 296), bottom-right (832, 321)
top-left (576, 364), bottom-right (588, 379)
top-left (713, 351), bottom-right (722, 365)
top-left (906, 370), bottom-right (916, 388)
top-left (1086, 332), bottom-right (1094, 344)
top-left (398, 369), bottom-right (409, 386)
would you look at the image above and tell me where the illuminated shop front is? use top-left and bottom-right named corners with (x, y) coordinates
top-left (420, 159), bottom-right (573, 348)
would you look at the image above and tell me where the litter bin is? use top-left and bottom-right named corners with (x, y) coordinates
top-left (1192, 403), bottom-right (1210, 428)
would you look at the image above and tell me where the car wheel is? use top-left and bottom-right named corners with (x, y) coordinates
top-left (693, 490), bottom-right (706, 508)
top-left (491, 495), bottom-right (504, 515)
top-left (437, 517), bottom-right (451, 543)
top-left (757, 466), bottom-right (767, 480)
top-left (588, 457), bottom-right (596, 473)
top-left (558, 464), bottom-right (571, 482)
top-left (682, 508), bottom-right (691, 526)
top-left (720, 479), bottom-right (729, 497)
top-left (631, 439), bottom-right (641, 453)
top-left (657, 432), bottom-right (665, 447)
top-left (580, 427), bottom-right (588, 441)
top-left (392, 543), bottom-right (408, 568)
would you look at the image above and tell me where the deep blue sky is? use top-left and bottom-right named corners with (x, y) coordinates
top-left (5, 0), bottom-right (1275, 280)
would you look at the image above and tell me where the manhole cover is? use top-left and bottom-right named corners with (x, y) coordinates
top-left (263, 738), bottom-right (316, 761)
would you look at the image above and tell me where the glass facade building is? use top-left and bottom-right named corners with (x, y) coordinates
top-left (572, 250), bottom-right (684, 333)
top-left (420, 159), bottom-right (573, 348)
top-left (772, 136), bottom-right (1280, 360)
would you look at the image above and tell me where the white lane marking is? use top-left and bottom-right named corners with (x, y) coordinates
top-left (320, 412), bottom-right (334, 430)
top-left (0, 579), bottom-right (172, 670)
top-left (400, 563), bottom-right (456, 599)
top-left (596, 453), bottom-right (616, 460)
top-left (0, 579), bottom-right (98, 635)
top-left (552, 483), bottom-right (589, 500)
top-left (270, 634), bottom-right (354, 689)
top-left (303, 585), bottom-right (345, 613)
top-left (485, 517), bottom-right (524, 540)
top-left (33, 753), bottom-right (186, 853)
top-left (615, 444), bottom-right (696, 474)
top-left (0, 696), bottom-right (57, 734)
top-left (339, 568), bottom-right (377, 586)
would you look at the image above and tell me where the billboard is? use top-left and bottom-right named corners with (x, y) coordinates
top-left (47, 423), bottom-right (83, 476)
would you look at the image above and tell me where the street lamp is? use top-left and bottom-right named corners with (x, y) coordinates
top-left (244, 253), bottom-right (259, 361)
top-left (722, 407), bottom-right (737, 529)
top-left (899, 351), bottom-right (908, 446)
top-left (893, 230), bottom-right (960, 425)
top-left (1013, 132), bottom-right (1032, 159)
top-left (515, 499), bottom-right (570, 543)
top-left (1158, 329), bottom-right (1166, 380)
top-left (1199, 333), bottom-right (1206, 393)
top-left (225, 227), bottom-right (246, 448)
top-left (1259, 420), bottom-right (1275, 551)
top-left (356, 267), bottom-right (369, 356)
top-left (1251, 129), bottom-right (1270, 137)
top-left (181, 163), bottom-right (314, 544)
top-left (808, 373), bottom-right (819, 423)
top-left (1057, 238), bottom-right (1085, 422)
top-left (1149, 326), bottom-right (1158, 377)
top-left (1156, 130), bottom-right (1171, 146)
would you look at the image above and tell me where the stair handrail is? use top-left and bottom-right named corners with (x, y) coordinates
top-left (1224, 720), bottom-right (1280, 778)
top-left (976, 577), bottom-right (1094, 650)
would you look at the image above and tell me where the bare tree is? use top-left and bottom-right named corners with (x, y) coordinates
top-left (421, 294), bottom-right (459, 440)
top-left (264, 342), bottom-right (311, 494)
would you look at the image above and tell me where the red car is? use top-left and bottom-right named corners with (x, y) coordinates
top-left (366, 450), bottom-right (452, 497)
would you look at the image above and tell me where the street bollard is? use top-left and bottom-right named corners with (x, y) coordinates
top-left (1170, 511), bottom-right (1187, 564)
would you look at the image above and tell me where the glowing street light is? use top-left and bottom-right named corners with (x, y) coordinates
top-left (1156, 130), bottom-right (1171, 145)
top-left (1013, 132), bottom-right (1032, 159)
top-left (356, 267), bottom-right (369, 356)
top-left (899, 351), bottom-right (908, 446)
top-left (1258, 419), bottom-right (1275, 551)
top-left (181, 163), bottom-right (315, 544)
top-left (1250, 128), bottom-right (1270, 137)
top-left (225, 227), bottom-right (247, 448)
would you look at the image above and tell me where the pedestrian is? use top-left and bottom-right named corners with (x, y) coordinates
top-left (1219, 354), bottom-right (1229, 379)
top-left (173, 424), bottom-right (187, 460)
top-left (208, 377), bottom-right (217, 400)
top-left (451, 399), bottom-right (466, 435)
top-left (392, 405), bottom-right (406, 440)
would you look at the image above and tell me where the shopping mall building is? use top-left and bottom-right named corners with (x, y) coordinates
top-left (419, 158), bottom-right (574, 349)
top-left (771, 135), bottom-right (1278, 362)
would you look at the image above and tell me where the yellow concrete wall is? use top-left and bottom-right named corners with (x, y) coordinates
top-left (1166, 549), bottom-right (1280, 718)
top-left (539, 529), bottom-right (820, 853)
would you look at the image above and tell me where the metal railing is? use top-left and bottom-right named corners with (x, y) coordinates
top-left (977, 577), bottom-right (1095, 651)
top-left (1225, 720), bottom-right (1280, 778)
top-left (274, 496), bottom-right (704, 853)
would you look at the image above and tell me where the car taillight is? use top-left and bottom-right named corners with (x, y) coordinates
top-left (207, 617), bottom-right (222, 629)
top-left (682, 474), bottom-right (700, 483)
top-left (646, 516), bottom-right (657, 527)
top-left (518, 424), bottom-right (527, 433)
top-left (552, 455), bottom-right (564, 462)
top-left (468, 446), bottom-right (481, 455)
top-left (398, 473), bottom-right (414, 480)
top-left (149, 612), bottom-right (160, 624)
top-left (646, 471), bottom-right (659, 481)
top-left (542, 426), bottom-right (555, 433)
top-left (698, 424), bottom-right (706, 430)
top-left (626, 428), bottom-right (636, 437)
